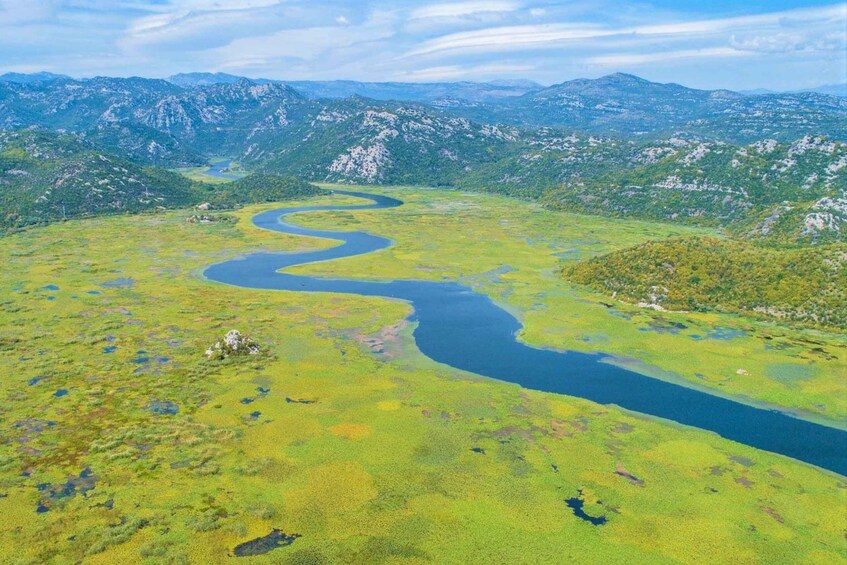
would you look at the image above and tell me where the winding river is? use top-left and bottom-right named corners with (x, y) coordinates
top-left (204, 159), bottom-right (243, 180)
top-left (205, 191), bottom-right (846, 476)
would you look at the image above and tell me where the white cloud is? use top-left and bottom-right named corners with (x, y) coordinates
top-left (405, 23), bottom-right (615, 57)
top-left (120, 2), bottom-right (365, 58)
top-left (204, 10), bottom-right (399, 75)
top-left (126, 0), bottom-right (281, 33)
top-left (1, 0), bottom-right (844, 90)
top-left (587, 47), bottom-right (750, 67)
top-left (410, 1), bottom-right (521, 20)
top-left (404, 3), bottom-right (847, 57)
top-left (730, 31), bottom-right (846, 54)
top-left (397, 62), bottom-right (535, 81)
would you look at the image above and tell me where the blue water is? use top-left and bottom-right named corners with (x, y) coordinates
top-left (204, 159), bottom-right (244, 180)
top-left (204, 191), bottom-right (847, 476)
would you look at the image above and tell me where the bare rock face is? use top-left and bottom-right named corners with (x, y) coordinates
top-left (205, 329), bottom-right (259, 360)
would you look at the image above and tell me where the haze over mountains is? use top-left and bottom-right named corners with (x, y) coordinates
top-left (4, 70), bottom-right (844, 100)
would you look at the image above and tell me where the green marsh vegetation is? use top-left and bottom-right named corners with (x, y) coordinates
top-left (565, 237), bottom-right (847, 330)
top-left (293, 186), bottom-right (847, 423)
top-left (0, 187), bottom-right (844, 563)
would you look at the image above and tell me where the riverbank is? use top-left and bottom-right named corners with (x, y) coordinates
top-left (0, 188), bottom-right (844, 562)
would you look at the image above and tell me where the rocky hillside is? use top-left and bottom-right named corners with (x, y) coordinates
top-left (459, 134), bottom-right (847, 242)
top-left (1, 74), bottom-right (845, 241)
top-left (0, 129), bottom-right (202, 229)
top-left (0, 77), bottom-right (314, 165)
top-left (2, 74), bottom-right (846, 163)
top-left (0, 130), bottom-right (323, 231)
top-left (247, 99), bottom-right (518, 185)
top-left (452, 74), bottom-right (847, 142)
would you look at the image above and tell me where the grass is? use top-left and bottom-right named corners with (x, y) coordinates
top-left (175, 158), bottom-right (248, 185)
top-left (0, 187), bottom-right (844, 563)
top-left (294, 185), bottom-right (847, 424)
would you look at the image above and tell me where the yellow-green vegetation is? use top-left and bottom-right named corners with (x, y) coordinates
top-left (293, 186), bottom-right (847, 424)
top-left (204, 174), bottom-right (321, 208)
top-left (177, 158), bottom-right (247, 184)
top-left (563, 237), bottom-right (847, 330)
top-left (0, 188), bottom-right (844, 563)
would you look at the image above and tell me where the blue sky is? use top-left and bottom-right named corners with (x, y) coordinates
top-left (1, 1), bottom-right (845, 89)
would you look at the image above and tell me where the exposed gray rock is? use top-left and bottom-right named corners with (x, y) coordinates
top-left (205, 329), bottom-right (259, 360)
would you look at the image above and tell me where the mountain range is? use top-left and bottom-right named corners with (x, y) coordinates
top-left (0, 71), bottom-right (845, 242)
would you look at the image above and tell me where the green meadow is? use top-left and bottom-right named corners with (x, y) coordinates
top-left (0, 187), bottom-right (844, 563)
top-left (295, 186), bottom-right (847, 424)
top-left (176, 158), bottom-right (248, 185)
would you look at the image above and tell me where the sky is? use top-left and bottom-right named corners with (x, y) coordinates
top-left (0, 0), bottom-right (845, 90)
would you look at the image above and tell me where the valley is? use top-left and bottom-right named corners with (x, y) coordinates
top-left (0, 65), bottom-right (845, 564)
top-left (0, 186), bottom-right (844, 562)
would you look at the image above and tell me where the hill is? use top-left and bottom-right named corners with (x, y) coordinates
top-left (0, 77), bottom-right (313, 162)
top-left (564, 237), bottom-right (847, 330)
top-left (202, 173), bottom-right (321, 208)
top-left (1, 73), bottom-right (845, 241)
top-left (1, 73), bottom-right (845, 161)
top-left (0, 130), bottom-right (322, 231)
top-left (461, 133), bottom-right (847, 242)
top-left (246, 98), bottom-right (518, 185)
top-left (0, 71), bottom-right (70, 84)
top-left (0, 129), bottom-right (202, 230)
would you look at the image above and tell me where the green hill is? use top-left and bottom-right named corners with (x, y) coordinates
top-left (0, 129), bottom-right (202, 230)
top-left (0, 130), bottom-right (321, 231)
top-left (201, 173), bottom-right (321, 208)
top-left (564, 237), bottom-right (847, 330)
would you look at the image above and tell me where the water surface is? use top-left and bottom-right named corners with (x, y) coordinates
top-left (204, 191), bottom-right (846, 476)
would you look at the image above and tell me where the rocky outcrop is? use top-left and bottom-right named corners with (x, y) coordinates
top-left (205, 330), bottom-right (259, 360)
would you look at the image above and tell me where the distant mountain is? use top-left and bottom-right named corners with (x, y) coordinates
top-left (2, 73), bottom-right (844, 150)
top-left (0, 77), bottom-right (311, 162)
top-left (0, 71), bottom-right (70, 84)
top-left (803, 83), bottom-right (847, 98)
top-left (1, 73), bottom-right (846, 242)
top-left (285, 79), bottom-right (544, 103)
top-left (167, 73), bottom-right (544, 103)
top-left (742, 84), bottom-right (847, 98)
top-left (167, 72), bottom-right (280, 88)
top-left (448, 73), bottom-right (847, 142)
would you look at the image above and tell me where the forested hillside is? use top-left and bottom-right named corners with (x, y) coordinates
top-left (565, 237), bottom-right (847, 330)
top-left (0, 130), bottom-right (321, 230)
top-left (203, 174), bottom-right (321, 208)
top-left (0, 129), bottom-right (202, 230)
